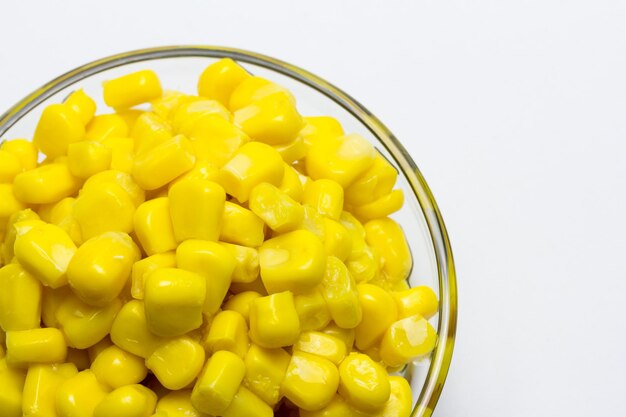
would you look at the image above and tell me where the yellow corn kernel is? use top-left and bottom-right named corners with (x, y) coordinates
top-left (355, 284), bottom-right (398, 351)
top-left (0, 150), bottom-right (22, 183)
top-left (33, 104), bottom-right (85, 158)
top-left (294, 331), bottom-right (346, 365)
top-left (282, 352), bottom-right (339, 411)
top-left (176, 240), bottom-right (235, 315)
top-left (82, 170), bottom-right (146, 207)
top-left (40, 286), bottom-right (69, 328)
top-left (322, 218), bottom-right (352, 262)
top-left (372, 376), bottom-right (413, 417)
top-left (229, 76), bottom-right (292, 112)
top-left (144, 268), bottom-right (206, 337)
top-left (273, 136), bottom-right (306, 164)
top-left (322, 322), bottom-right (355, 352)
top-left (203, 310), bottom-right (249, 358)
top-left (169, 161), bottom-right (219, 189)
top-left (132, 134), bottom-right (196, 190)
top-left (151, 89), bottom-right (190, 117)
top-left (220, 201), bottom-right (265, 247)
top-left (249, 291), bottom-right (300, 348)
top-left (219, 242), bottom-right (259, 283)
top-left (223, 291), bottom-right (261, 323)
top-left (259, 229), bottom-right (326, 294)
top-left (74, 182), bottom-right (135, 240)
top-left (394, 286), bottom-right (439, 320)
top-left (320, 256), bottom-right (362, 329)
top-left (67, 231), bottom-right (139, 306)
top-left (307, 134), bottom-right (376, 188)
top-left (104, 70), bottom-right (163, 109)
top-left (299, 394), bottom-right (355, 417)
top-left (0, 358), bottom-right (26, 417)
top-left (0, 264), bottom-right (41, 331)
top-left (294, 290), bottom-right (331, 332)
top-left (249, 182), bottom-right (304, 233)
top-left (218, 141), bottom-right (284, 202)
top-left (22, 363), bottom-right (78, 417)
top-left (344, 155), bottom-right (398, 206)
top-left (0, 184), bottom-right (27, 220)
top-left (101, 136), bottom-right (135, 173)
top-left (5, 328), bottom-right (67, 367)
top-left (133, 198), bottom-right (177, 255)
top-left (364, 218), bottom-right (412, 282)
top-left (303, 179), bottom-right (344, 220)
top-left (146, 337), bottom-right (205, 390)
top-left (86, 114), bottom-right (130, 141)
top-left (1, 209), bottom-right (39, 263)
top-left (245, 345), bottom-right (291, 407)
top-left (87, 337), bottom-right (114, 363)
top-left (117, 109), bottom-right (144, 131)
top-left (300, 116), bottom-right (344, 147)
top-left (380, 314), bottom-right (437, 368)
top-left (300, 204), bottom-right (326, 240)
top-left (346, 245), bottom-right (379, 284)
top-left (338, 352), bottom-right (390, 413)
top-left (352, 189), bottom-right (404, 221)
top-left (14, 222), bottom-right (76, 288)
top-left (131, 252), bottom-right (176, 300)
top-left (171, 99), bottom-right (231, 135)
top-left (67, 140), bottom-right (112, 179)
top-left (169, 179), bottom-right (225, 242)
top-left (191, 350), bottom-right (245, 415)
top-left (94, 384), bottom-right (157, 417)
top-left (131, 112), bottom-right (173, 155)
top-left (91, 345), bottom-right (148, 389)
top-left (156, 390), bottom-right (204, 417)
top-left (66, 348), bottom-right (90, 371)
top-left (187, 114), bottom-right (246, 164)
top-left (13, 162), bottom-right (81, 205)
top-left (65, 89), bottom-right (96, 124)
top-left (1, 139), bottom-right (38, 171)
top-left (216, 386), bottom-right (270, 417)
top-left (110, 300), bottom-right (164, 358)
top-left (279, 163), bottom-right (304, 202)
top-left (197, 58), bottom-right (250, 106)
top-left (56, 370), bottom-right (109, 417)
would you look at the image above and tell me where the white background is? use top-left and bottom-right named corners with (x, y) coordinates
top-left (2, 1), bottom-right (625, 415)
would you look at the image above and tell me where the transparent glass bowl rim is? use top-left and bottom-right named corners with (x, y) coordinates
top-left (0, 46), bottom-right (457, 416)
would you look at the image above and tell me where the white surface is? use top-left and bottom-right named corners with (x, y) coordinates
top-left (1, 1), bottom-right (625, 415)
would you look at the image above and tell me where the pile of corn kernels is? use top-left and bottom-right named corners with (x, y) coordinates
top-left (0, 58), bottom-right (438, 417)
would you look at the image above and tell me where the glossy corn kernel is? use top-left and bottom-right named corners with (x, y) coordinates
top-left (303, 179), bottom-right (344, 220)
top-left (91, 345), bottom-right (148, 389)
top-left (299, 394), bottom-right (355, 417)
top-left (0, 358), bottom-right (26, 417)
top-left (274, 136), bottom-right (307, 164)
top-left (86, 114), bottom-right (130, 141)
top-left (0, 184), bottom-right (26, 220)
top-left (187, 114), bottom-right (246, 163)
top-left (14, 222), bottom-right (77, 288)
top-left (355, 284), bottom-right (398, 351)
top-left (294, 331), bottom-right (346, 365)
top-left (5, 328), bottom-right (67, 367)
top-left (146, 337), bottom-right (205, 390)
top-left (132, 135), bottom-right (195, 190)
top-left (197, 58), bottom-right (250, 106)
top-left (1, 138), bottom-right (38, 171)
top-left (218, 141), bottom-right (284, 202)
top-left (243, 344), bottom-right (290, 406)
top-left (321, 323), bottom-right (355, 352)
top-left (169, 179), bottom-right (225, 242)
top-left (322, 218), bottom-right (352, 262)
top-left (87, 337), bottom-right (114, 363)
top-left (320, 257), bottom-right (362, 329)
top-left (338, 352), bottom-right (390, 413)
top-left (156, 390), bottom-right (202, 417)
top-left (22, 363), bottom-right (78, 417)
top-left (219, 242), bottom-right (259, 283)
top-left (74, 182), bottom-right (136, 240)
top-left (56, 370), bottom-right (109, 417)
top-left (94, 384), bottom-right (157, 417)
top-left (169, 161), bottom-right (220, 189)
top-left (117, 109), bottom-right (144, 130)
top-left (133, 198), bottom-right (177, 255)
top-left (218, 385), bottom-right (271, 417)
top-left (249, 291), bottom-right (300, 348)
top-left (279, 163), bottom-right (304, 202)
top-left (367, 376), bottom-right (413, 417)
top-left (293, 290), bottom-right (331, 332)
top-left (104, 70), bottom-right (163, 109)
top-left (394, 286), bottom-right (439, 320)
top-left (364, 218), bottom-right (412, 282)
top-left (220, 201), bottom-right (265, 247)
top-left (352, 189), bottom-right (404, 221)
top-left (1, 209), bottom-right (39, 263)
top-left (67, 140), bottom-right (112, 179)
top-left (299, 204), bottom-right (326, 240)
top-left (346, 245), bottom-right (379, 284)
top-left (191, 350), bottom-right (246, 415)
top-left (131, 112), bottom-right (173, 155)
top-left (229, 76), bottom-right (292, 111)
top-left (131, 252), bottom-right (176, 300)
top-left (380, 314), bottom-right (437, 368)
top-left (65, 89), bottom-right (97, 125)
top-left (13, 162), bottom-right (81, 205)
top-left (249, 182), bottom-right (304, 233)
top-left (344, 155), bottom-right (397, 206)
top-left (40, 286), bottom-right (69, 328)
top-left (282, 351), bottom-right (339, 411)
top-left (0, 264), bottom-right (42, 331)
top-left (33, 104), bottom-right (85, 158)
top-left (222, 292), bottom-right (260, 324)
top-left (110, 300), bottom-right (163, 358)
top-left (203, 310), bottom-right (249, 358)
top-left (0, 150), bottom-right (22, 183)
top-left (171, 99), bottom-right (231, 136)
top-left (259, 229), bottom-right (326, 294)
top-left (300, 116), bottom-right (344, 147)
top-left (82, 170), bottom-right (145, 207)
top-left (101, 136), bottom-right (135, 173)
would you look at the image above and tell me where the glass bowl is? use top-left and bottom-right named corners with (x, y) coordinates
top-left (0, 46), bottom-right (457, 416)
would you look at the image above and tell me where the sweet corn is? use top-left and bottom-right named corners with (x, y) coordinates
top-left (282, 351), bottom-right (339, 411)
top-left (303, 179), bottom-right (344, 220)
top-left (0, 358), bottom-right (26, 417)
top-left (110, 300), bottom-right (164, 358)
top-left (320, 257), bottom-right (362, 329)
top-left (104, 70), bottom-right (163, 109)
top-left (41, 286), bottom-right (70, 328)
top-left (352, 189), bottom-right (404, 221)
top-left (169, 160), bottom-right (219, 188)
top-left (294, 331), bottom-right (346, 365)
top-left (146, 337), bottom-right (205, 390)
top-left (223, 291), bottom-right (261, 323)
top-left (65, 89), bottom-right (97, 125)
top-left (220, 201), bottom-right (265, 247)
top-left (203, 310), bottom-right (249, 358)
top-left (344, 155), bottom-right (397, 206)
top-left (294, 290), bottom-right (331, 332)
top-left (33, 104), bottom-right (85, 158)
top-left (274, 136), bottom-right (307, 164)
top-left (91, 345), bottom-right (148, 389)
top-left (187, 117), bottom-right (247, 168)
top-left (322, 323), bottom-right (355, 352)
top-left (67, 140), bottom-right (111, 179)
top-left (22, 363), bottom-right (78, 417)
top-left (249, 182), bottom-right (304, 233)
top-left (366, 376), bottom-right (413, 417)
top-left (86, 114), bottom-right (130, 141)
top-left (101, 136), bottom-right (135, 173)
top-left (87, 337), bottom-right (114, 363)
top-left (74, 182), bottom-right (136, 240)
top-left (151, 89), bottom-right (191, 117)
top-left (259, 229), bottom-right (326, 294)
top-left (219, 242), bottom-right (259, 283)
top-left (133, 198), bottom-right (177, 255)
top-left (131, 252), bottom-right (176, 300)
top-left (171, 99), bottom-right (231, 136)
top-left (0, 150), bottom-right (22, 183)
top-left (218, 141), bottom-right (284, 202)
top-left (169, 179), bottom-right (225, 242)
top-left (243, 344), bottom-right (290, 406)
top-left (82, 170), bottom-right (145, 207)
top-left (364, 218), bottom-right (412, 282)
top-left (1, 138), bottom-right (38, 171)
top-left (380, 314), bottom-right (437, 368)
top-left (132, 134), bottom-right (195, 190)
top-left (5, 328), bottom-right (67, 367)
top-left (0, 264), bottom-right (42, 331)
top-left (222, 385), bottom-right (273, 417)
top-left (131, 112), bottom-right (173, 155)
top-left (300, 116), bottom-right (344, 146)
top-left (322, 218), bottom-right (352, 262)
top-left (300, 204), bottom-right (326, 240)
top-left (198, 58), bottom-right (250, 106)
top-left (394, 286), bottom-right (439, 320)
top-left (279, 163), bottom-right (304, 202)
top-left (346, 245), bottom-right (379, 284)
top-left (156, 390), bottom-right (205, 417)
top-left (229, 76), bottom-right (292, 112)
top-left (56, 370), bottom-right (109, 417)
top-left (338, 353), bottom-right (390, 413)
top-left (1, 209), bottom-right (39, 264)
top-left (0, 184), bottom-right (27, 220)
top-left (13, 162), bottom-right (81, 205)
top-left (249, 291), bottom-right (300, 348)
top-left (117, 109), bottom-right (144, 130)
top-left (94, 384), bottom-right (157, 417)
top-left (176, 240), bottom-right (235, 314)
top-left (298, 395), bottom-right (355, 417)
top-left (355, 284), bottom-right (398, 351)
top-left (191, 350), bottom-right (246, 415)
